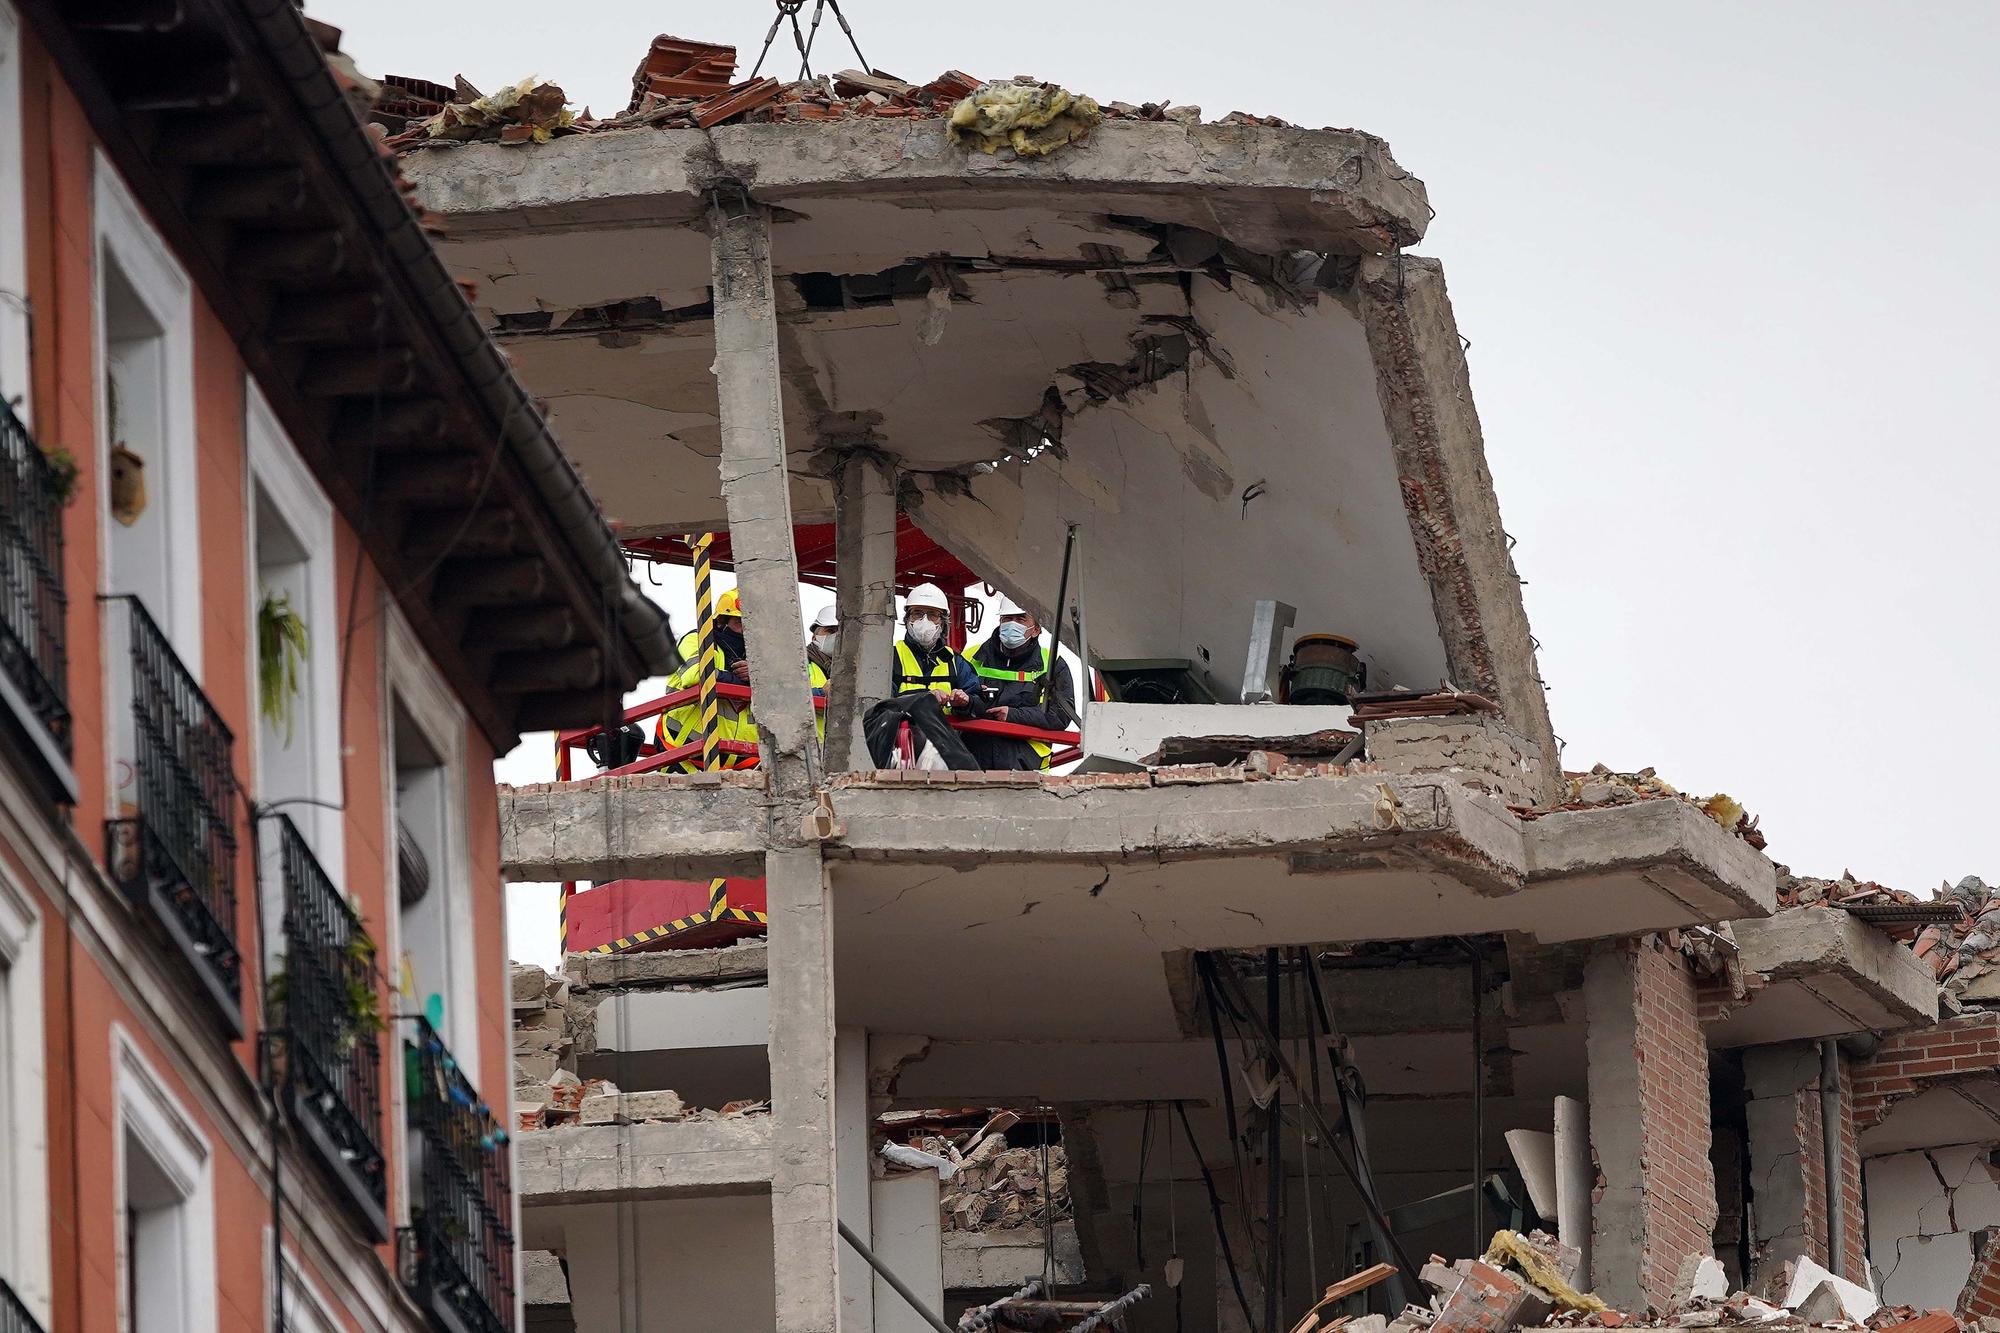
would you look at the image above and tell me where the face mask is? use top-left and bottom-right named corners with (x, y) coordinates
top-left (996, 623), bottom-right (1030, 651)
top-left (907, 619), bottom-right (942, 649)
top-left (812, 631), bottom-right (839, 654)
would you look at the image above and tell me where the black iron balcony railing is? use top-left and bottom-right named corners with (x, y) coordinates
top-left (104, 594), bottom-right (242, 1037)
top-left (0, 396), bottom-right (73, 795)
top-left (274, 814), bottom-right (389, 1241)
top-left (0, 1277), bottom-right (46, 1333)
top-left (404, 1018), bottom-right (516, 1333)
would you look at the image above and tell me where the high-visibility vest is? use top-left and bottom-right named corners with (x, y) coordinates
top-left (894, 640), bottom-right (962, 696)
top-left (658, 631), bottom-right (758, 769)
top-left (808, 657), bottom-right (828, 739)
top-left (969, 640), bottom-right (1056, 767)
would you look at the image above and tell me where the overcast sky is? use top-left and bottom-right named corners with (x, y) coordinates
top-left (317, 0), bottom-right (2000, 965)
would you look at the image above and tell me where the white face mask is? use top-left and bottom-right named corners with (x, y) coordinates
top-left (812, 631), bottom-right (839, 654)
top-left (907, 618), bottom-right (942, 649)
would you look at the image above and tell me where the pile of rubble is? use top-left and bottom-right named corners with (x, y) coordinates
top-left (1363, 1240), bottom-right (1964, 1333)
top-left (511, 961), bottom-right (572, 1089)
top-left (375, 31), bottom-right (1317, 152)
top-left (878, 1109), bottom-right (1072, 1232)
top-left (520, 1070), bottom-right (767, 1133)
top-left (1515, 764), bottom-right (1765, 849)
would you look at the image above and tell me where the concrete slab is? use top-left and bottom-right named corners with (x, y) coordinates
top-left (404, 120), bottom-right (1430, 253)
top-left (1708, 908), bottom-right (1940, 1047)
top-left (516, 1117), bottom-right (773, 1205)
top-left (568, 940), bottom-right (768, 988)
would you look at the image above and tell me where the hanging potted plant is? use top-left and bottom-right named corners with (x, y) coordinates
top-left (258, 590), bottom-right (309, 743)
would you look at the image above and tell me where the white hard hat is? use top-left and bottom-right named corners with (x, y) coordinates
top-left (905, 583), bottom-right (950, 613)
top-left (993, 594), bottom-right (1028, 618)
top-left (811, 604), bottom-right (840, 629)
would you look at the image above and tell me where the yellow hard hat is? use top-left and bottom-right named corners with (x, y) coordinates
top-left (716, 587), bottom-right (743, 618)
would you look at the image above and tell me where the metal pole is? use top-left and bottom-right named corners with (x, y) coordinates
top-left (839, 1219), bottom-right (956, 1333)
top-left (1042, 523), bottom-right (1076, 710)
top-left (690, 533), bottom-right (729, 918)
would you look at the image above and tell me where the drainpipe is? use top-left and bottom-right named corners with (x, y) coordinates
top-left (1820, 1038), bottom-right (1846, 1276)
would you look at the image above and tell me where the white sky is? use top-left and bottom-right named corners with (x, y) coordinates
top-left (315, 0), bottom-right (2000, 966)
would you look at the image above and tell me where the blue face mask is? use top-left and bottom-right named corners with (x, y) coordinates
top-left (996, 622), bottom-right (1030, 651)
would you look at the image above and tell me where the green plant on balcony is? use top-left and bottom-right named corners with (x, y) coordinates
top-left (267, 920), bottom-right (385, 1059)
top-left (41, 446), bottom-right (79, 505)
top-left (258, 591), bottom-right (309, 743)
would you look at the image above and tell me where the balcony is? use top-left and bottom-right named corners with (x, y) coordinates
top-left (0, 1279), bottom-right (45, 1333)
top-left (0, 397), bottom-right (74, 803)
top-left (404, 1018), bottom-right (516, 1333)
top-left (104, 595), bottom-right (242, 1038)
top-left (274, 814), bottom-right (389, 1241)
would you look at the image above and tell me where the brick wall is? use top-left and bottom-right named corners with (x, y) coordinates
top-left (1631, 938), bottom-right (1720, 1307)
top-left (1852, 1014), bottom-right (2000, 1129)
top-left (1960, 1232), bottom-right (2000, 1321)
top-left (1797, 1079), bottom-right (1830, 1270)
top-left (1836, 1053), bottom-right (1867, 1281)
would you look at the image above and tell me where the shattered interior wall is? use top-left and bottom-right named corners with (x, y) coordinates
top-left (914, 276), bottom-right (1451, 698)
top-left (1866, 1145), bottom-right (2000, 1311)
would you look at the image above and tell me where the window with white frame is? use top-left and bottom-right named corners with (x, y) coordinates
top-left (115, 1032), bottom-right (216, 1333)
top-left (246, 386), bottom-right (342, 962)
top-left (382, 610), bottom-right (478, 1068)
top-left (94, 158), bottom-right (197, 655)
top-left (0, 1), bottom-right (29, 418)
top-left (0, 866), bottom-right (49, 1326)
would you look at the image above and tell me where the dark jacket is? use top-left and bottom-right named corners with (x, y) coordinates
top-left (967, 635), bottom-right (1075, 730)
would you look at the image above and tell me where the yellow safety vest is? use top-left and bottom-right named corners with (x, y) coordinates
top-left (894, 640), bottom-right (961, 696)
top-left (969, 640), bottom-right (1055, 767)
top-left (808, 657), bottom-right (828, 740)
top-left (659, 630), bottom-right (758, 768)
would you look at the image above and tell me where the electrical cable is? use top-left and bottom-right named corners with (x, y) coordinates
top-left (1207, 952), bottom-right (1423, 1290)
top-left (1196, 954), bottom-right (1270, 1308)
top-left (1134, 1100), bottom-right (1154, 1270)
top-left (1173, 1100), bottom-right (1257, 1332)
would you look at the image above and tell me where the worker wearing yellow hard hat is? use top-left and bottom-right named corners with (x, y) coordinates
top-left (657, 585), bottom-right (760, 769)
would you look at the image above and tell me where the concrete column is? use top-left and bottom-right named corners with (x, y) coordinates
top-left (1583, 938), bottom-right (1718, 1312)
top-left (1741, 1042), bottom-right (1838, 1287)
top-left (709, 192), bottom-right (840, 1332)
top-left (828, 450), bottom-right (898, 772)
top-left (708, 189), bottom-right (822, 798)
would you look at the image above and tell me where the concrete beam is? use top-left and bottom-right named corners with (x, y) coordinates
top-left (499, 774), bottom-right (766, 882)
top-left (567, 940), bottom-right (767, 988)
top-left (500, 772), bottom-right (1778, 927)
top-left (404, 120), bottom-right (1432, 256)
top-left (1709, 908), bottom-right (1940, 1048)
top-left (516, 1119), bottom-right (773, 1205)
top-left (828, 450), bottom-right (897, 772)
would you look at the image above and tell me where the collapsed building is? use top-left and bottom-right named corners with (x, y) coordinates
top-left (393, 37), bottom-right (1992, 1333)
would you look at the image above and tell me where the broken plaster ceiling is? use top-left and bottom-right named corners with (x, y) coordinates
top-left (463, 193), bottom-right (1454, 689)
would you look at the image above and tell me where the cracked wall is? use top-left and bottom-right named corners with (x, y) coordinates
top-left (1866, 1145), bottom-right (2000, 1310)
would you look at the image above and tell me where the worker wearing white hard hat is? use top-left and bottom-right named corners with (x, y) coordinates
top-left (805, 605), bottom-right (840, 740)
top-left (894, 582), bottom-right (976, 706)
top-left (965, 593), bottom-right (1075, 770)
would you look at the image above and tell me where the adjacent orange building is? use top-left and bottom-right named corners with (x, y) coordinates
top-left (0, 4), bottom-right (672, 1330)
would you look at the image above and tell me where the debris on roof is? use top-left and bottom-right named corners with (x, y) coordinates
top-left (406, 76), bottom-right (575, 145)
top-left (378, 34), bottom-right (1304, 151)
top-left (944, 80), bottom-right (1103, 156)
top-left (1349, 687), bottom-right (1502, 723)
top-left (1510, 764), bottom-right (1766, 848)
